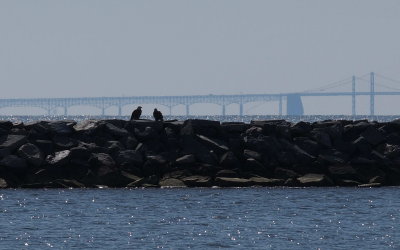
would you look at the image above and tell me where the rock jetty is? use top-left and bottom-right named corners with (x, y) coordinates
top-left (0, 119), bottom-right (400, 188)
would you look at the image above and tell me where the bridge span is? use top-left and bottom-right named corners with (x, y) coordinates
top-left (0, 72), bottom-right (399, 116)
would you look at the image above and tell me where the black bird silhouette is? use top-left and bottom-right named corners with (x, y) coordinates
top-left (153, 108), bottom-right (163, 121)
top-left (130, 106), bottom-right (142, 120)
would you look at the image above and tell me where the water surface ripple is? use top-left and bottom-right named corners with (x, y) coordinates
top-left (0, 187), bottom-right (399, 249)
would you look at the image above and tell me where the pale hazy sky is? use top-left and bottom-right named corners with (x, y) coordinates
top-left (1, 1), bottom-right (400, 115)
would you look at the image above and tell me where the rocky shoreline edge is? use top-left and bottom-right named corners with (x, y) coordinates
top-left (1, 118), bottom-right (400, 188)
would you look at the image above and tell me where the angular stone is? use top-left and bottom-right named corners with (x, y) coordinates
top-left (104, 122), bottom-right (129, 138)
top-left (159, 178), bottom-right (186, 187)
top-left (116, 150), bottom-right (144, 167)
top-left (358, 183), bottom-right (382, 188)
top-left (175, 154), bottom-right (196, 166)
top-left (0, 178), bottom-right (7, 188)
top-left (181, 175), bottom-right (212, 187)
top-left (197, 134), bottom-right (229, 154)
top-left (328, 165), bottom-right (357, 180)
top-left (249, 177), bottom-right (285, 186)
top-left (221, 122), bottom-right (250, 133)
top-left (274, 168), bottom-right (299, 179)
top-left (47, 121), bottom-right (76, 135)
top-left (361, 126), bottom-right (385, 146)
top-left (297, 173), bottom-right (333, 187)
top-left (46, 150), bottom-right (71, 167)
top-left (0, 134), bottom-right (27, 152)
top-left (53, 135), bottom-right (78, 150)
top-left (0, 155), bottom-right (27, 174)
top-left (243, 149), bottom-right (262, 162)
top-left (214, 177), bottom-right (253, 187)
top-left (219, 151), bottom-right (240, 169)
top-left (216, 169), bottom-right (238, 178)
top-left (17, 143), bottom-right (44, 167)
top-left (293, 137), bottom-right (319, 156)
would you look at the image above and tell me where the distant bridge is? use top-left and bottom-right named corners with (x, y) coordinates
top-left (1, 72), bottom-right (399, 116)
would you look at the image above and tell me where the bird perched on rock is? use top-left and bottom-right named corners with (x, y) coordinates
top-left (130, 106), bottom-right (142, 120)
top-left (153, 108), bottom-right (163, 121)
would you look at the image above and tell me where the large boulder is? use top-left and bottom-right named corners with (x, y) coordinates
top-left (0, 134), bottom-right (27, 152)
top-left (46, 150), bottom-right (71, 167)
top-left (219, 151), bottom-right (241, 169)
top-left (159, 178), bottom-right (186, 187)
top-left (360, 126), bottom-right (386, 146)
top-left (175, 154), bottom-right (196, 166)
top-left (196, 134), bottom-right (229, 155)
top-left (0, 178), bottom-right (7, 188)
top-left (46, 121), bottom-right (76, 135)
top-left (116, 150), bottom-right (144, 167)
top-left (181, 175), bottom-right (212, 187)
top-left (214, 177), bottom-right (253, 187)
top-left (17, 143), bottom-right (44, 167)
top-left (181, 119), bottom-right (221, 138)
top-left (0, 155), bottom-right (28, 174)
top-left (249, 177), bottom-right (285, 186)
top-left (297, 173), bottom-right (333, 187)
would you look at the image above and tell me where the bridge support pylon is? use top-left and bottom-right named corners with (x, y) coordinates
top-left (352, 76), bottom-right (356, 117)
top-left (222, 105), bottom-right (226, 116)
top-left (239, 103), bottom-right (243, 117)
top-left (370, 72), bottom-right (375, 117)
top-left (64, 106), bottom-right (68, 116)
top-left (186, 105), bottom-right (190, 116)
top-left (286, 94), bottom-right (304, 116)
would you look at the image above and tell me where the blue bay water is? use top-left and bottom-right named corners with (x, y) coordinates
top-left (0, 187), bottom-right (399, 249)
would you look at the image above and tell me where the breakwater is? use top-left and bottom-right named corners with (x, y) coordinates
top-left (0, 119), bottom-right (400, 188)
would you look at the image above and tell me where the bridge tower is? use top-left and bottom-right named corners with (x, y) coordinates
top-left (286, 94), bottom-right (304, 116)
top-left (370, 72), bottom-right (375, 116)
top-left (352, 76), bottom-right (356, 117)
top-left (186, 104), bottom-right (190, 116)
top-left (279, 95), bottom-right (283, 116)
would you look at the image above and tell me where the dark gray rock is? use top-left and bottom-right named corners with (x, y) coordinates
top-left (243, 149), bottom-right (262, 162)
top-left (384, 144), bottom-right (400, 159)
top-left (328, 165), bottom-right (357, 181)
top-left (297, 173), bottom-right (334, 187)
top-left (89, 153), bottom-right (117, 183)
top-left (181, 175), bottom-right (212, 187)
top-left (197, 134), bottom-right (229, 155)
top-left (0, 178), bottom-right (7, 188)
top-left (53, 135), bottom-right (78, 150)
top-left (249, 177), bottom-right (285, 186)
top-left (46, 150), bottom-right (71, 167)
top-left (159, 178), bottom-right (186, 187)
top-left (219, 151), bottom-right (240, 169)
top-left (221, 122), bottom-right (249, 134)
top-left (35, 140), bottom-right (54, 156)
top-left (274, 167), bottom-right (299, 179)
top-left (0, 134), bottom-right (27, 152)
top-left (361, 126), bottom-right (385, 146)
top-left (310, 130), bottom-right (332, 148)
top-left (116, 150), bottom-right (144, 167)
top-left (216, 169), bottom-right (238, 178)
top-left (0, 155), bottom-right (27, 174)
top-left (214, 177), bottom-right (252, 187)
top-left (290, 121), bottom-right (312, 137)
top-left (104, 122), bottom-right (129, 138)
top-left (181, 119), bottom-right (221, 138)
top-left (292, 145), bottom-right (316, 163)
top-left (69, 146), bottom-right (91, 160)
top-left (17, 143), bottom-right (44, 167)
top-left (47, 121), bottom-right (76, 135)
top-left (175, 154), bottom-right (196, 166)
top-left (294, 137), bottom-right (319, 156)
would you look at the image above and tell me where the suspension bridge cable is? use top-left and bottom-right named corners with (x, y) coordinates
top-left (375, 83), bottom-right (400, 91)
top-left (301, 77), bottom-right (352, 93)
top-left (375, 73), bottom-right (400, 85)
